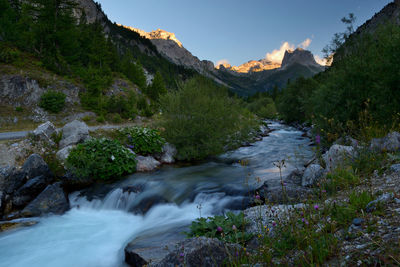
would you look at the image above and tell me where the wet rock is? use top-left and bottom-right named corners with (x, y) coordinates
top-left (160, 143), bottom-right (177, 164)
top-left (390, 163), bottom-right (400, 173)
top-left (22, 154), bottom-right (52, 180)
top-left (323, 145), bottom-right (356, 172)
top-left (32, 121), bottom-right (56, 142)
top-left (59, 120), bottom-right (90, 149)
top-left (286, 169), bottom-right (305, 186)
top-left (136, 156), bottom-right (161, 172)
top-left (56, 145), bottom-right (75, 163)
top-left (12, 175), bottom-right (50, 208)
top-left (0, 219), bottom-right (38, 232)
top-left (60, 171), bottom-right (93, 192)
top-left (132, 195), bottom-right (168, 214)
top-left (148, 237), bottom-right (241, 267)
top-left (301, 164), bottom-right (324, 187)
top-left (259, 125), bottom-right (271, 137)
top-left (370, 131), bottom-right (400, 152)
top-left (365, 193), bottom-right (394, 213)
top-left (21, 182), bottom-right (69, 217)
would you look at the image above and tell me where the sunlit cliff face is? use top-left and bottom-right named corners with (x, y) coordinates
top-left (118, 24), bottom-right (183, 47)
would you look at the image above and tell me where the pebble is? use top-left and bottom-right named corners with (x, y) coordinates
top-left (352, 218), bottom-right (364, 226)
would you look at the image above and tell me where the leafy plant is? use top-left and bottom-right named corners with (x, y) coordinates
top-left (117, 126), bottom-right (165, 155)
top-left (186, 212), bottom-right (252, 245)
top-left (39, 90), bottom-right (66, 113)
top-left (321, 168), bottom-right (360, 194)
top-left (66, 138), bottom-right (136, 180)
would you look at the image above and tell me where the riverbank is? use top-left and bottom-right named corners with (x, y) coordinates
top-left (0, 121), bottom-right (313, 266)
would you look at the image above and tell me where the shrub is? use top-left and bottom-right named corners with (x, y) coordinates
top-left (66, 138), bottom-right (136, 180)
top-left (186, 212), bottom-right (252, 245)
top-left (322, 168), bottom-right (360, 194)
top-left (0, 45), bottom-right (20, 63)
top-left (15, 106), bottom-right (23, 112)
top-left (160, 76), bottom-right (258, 160)
top-left (117, 126), bottom-right (165, 155)
top-left (39, 90), bottom-right (66, 113)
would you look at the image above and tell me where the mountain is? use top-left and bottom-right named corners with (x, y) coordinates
top-left (119, 26), bottom-right (216, 75)
top-left (216, 59), bottom-right (280, 73)
top-left (215, 48), bottom-right (325, 95)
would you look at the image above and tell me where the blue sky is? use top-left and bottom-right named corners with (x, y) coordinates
top-left (96, 0), bottom-right (392, 66)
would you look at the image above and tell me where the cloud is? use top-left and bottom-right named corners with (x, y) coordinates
top-left (265, 42), bottom-right (295, 64)
top-left (215, 59), bottom-right (230, 67)
top-left (299, 38), bottom-right (312, 49)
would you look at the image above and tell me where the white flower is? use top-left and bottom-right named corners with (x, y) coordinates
top-left (111, 155), bottom-right (115, 161)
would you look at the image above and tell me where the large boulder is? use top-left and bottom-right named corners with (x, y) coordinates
top-left (301, 164), bottom-right (325, 187)
top-left (59, 120), bottom-right (90, 149)
top-left (0, 167), bottom-right (26, 194)
top-left (21, 154), bottom-right (53, 180)
top-left (12, 175), bottom-right (50, 208)
top-left (370, 132), bottom-right (400, 152)
top-left (145, 237), bottom-right (240, 267)
top-left (56, 145), bottom-right (75, 163)
top-left (136, 156), bottom-right (161, 172)
top-left (323, 145), bottom-right (356, 172)
top-left (20, 182), bottom-right (69, 217)
top-left (32, 121), bottom-right (56, 142)
top-left (160, 143), bottom-right (177, 164)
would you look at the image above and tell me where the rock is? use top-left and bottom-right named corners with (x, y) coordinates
top-left (12, 175), bottom-right (50, 207)
top-left (370, 131), bottom-right (400, 152)
top-left (259, 125), bottom-right (270, 137)
top-left (21, 182), bottom-right (69, 217)
top-left (136, 156), bottom-right (161, 172)
top-left (60, 171), bottom-right (93, 192)
top-left (21, 154), bottom-right (52, 180)
top-left (365, 193), bottom-right (394, 213)
top-left (244, 204), bottom-right (305, 235)
top-left (0, 191), bottom-right (4, 215)
top-left (286, 169), bottom-right (305, 186)
top-left (0, 219), bottom-right (38, 232)
top-left (352, 218), bottom-right (364, 226)
top-left (301, 164), bottom-right (324, 187)
top-left (0, 167), bottom-right (26, 194)
top-left (59, 120), bottom-right (90, 149)
top-left (32, 121), bottom-right (56, 142)
top-left (323, 145), bottom-right (356, 172)
top-left (390, 163), bottom-right (400, 173)
top-left (146, 237), bottom-right (241, 267)
top-left (56, 145), bottom-right (75, 163)
top-left (334, 136), bottom-right (359, 148)
top-left (160, 143), bottom-right (177, 164)
top-left (131, 195), bottom-right (168, 215)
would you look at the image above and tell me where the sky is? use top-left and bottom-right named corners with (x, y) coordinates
top-left (95, 0), bottom-right (393, 66)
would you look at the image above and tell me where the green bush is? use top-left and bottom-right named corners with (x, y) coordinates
top-left (66, 138), bottom-right (136, 180)
top-left (117, 126), bottom-right (165, 155)
top-left (246, 95), bottom-right (277, 118)
top-left (160, 76), bottom-right (258, 160)
top-left (0, 45), bottom-right (20, 63)
top-left (186, 212), bottom-right (252, 245)
top-left (322, 168), bottom-right (360, 194)
top-left (39, 90), bottom-right (66, 113)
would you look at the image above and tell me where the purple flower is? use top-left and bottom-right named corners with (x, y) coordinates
top-left (322, 189), bottom-right (326, 193)
top-left (217, 226), bottom-right (223, 232)
top-left (255, 194), bottom-right (260, 200)
top-left (232, 225), bottom-right (237, 231)
top-left (315, 135), bottom-right (321, 144)
top-left (272, 221), bottom-right (276, 227)
top-left (126, 144), bottom-right (134, 149)
top-left (314, 204), bottom-right (319, 210)
top-left (180, 252), bottom-right (184, 257)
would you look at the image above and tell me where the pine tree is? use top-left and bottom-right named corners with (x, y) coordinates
top-left (147, 71), bottom-right (167, 100)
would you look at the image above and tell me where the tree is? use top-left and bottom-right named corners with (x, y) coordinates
top-left (147, 71), bottom-right (167, 100)
top-left (121, 50), bottom-right (147, 89)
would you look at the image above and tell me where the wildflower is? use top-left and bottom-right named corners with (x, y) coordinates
top-left (232, 225), bottom-right (237, 231)
top-left (315, 135), bottom-right (321, 144)
top-left (111, 155), bottom-right (115, 161)
top-left (322, 189), bottom-right (326, 193)
top-left (217, 226), bottom-right (223, 232)
top-left (314, 204), bottom-right (319, 210)
top-left (272, 221), bottom-right (276, 227)
top-left (255, 194), bottom-right (260, 200)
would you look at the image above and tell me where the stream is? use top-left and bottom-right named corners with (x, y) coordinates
top-left (0, 121), bottom-right (313, 267)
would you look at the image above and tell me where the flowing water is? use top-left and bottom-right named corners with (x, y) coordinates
top-left (0, 121), bottom-right (313, 267)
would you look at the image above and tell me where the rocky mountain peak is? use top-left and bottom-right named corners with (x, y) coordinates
top-left (281, 48), bottom-right (321, 68)
top-left (118, 26), bottom-right (183, 47)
